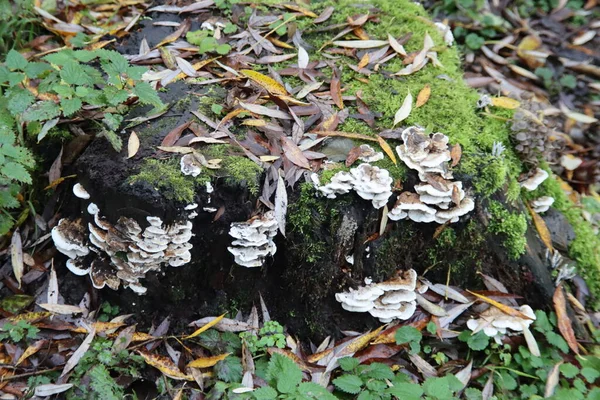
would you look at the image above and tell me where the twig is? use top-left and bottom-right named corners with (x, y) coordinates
top-left (0, 366), bottom-right (61, 382)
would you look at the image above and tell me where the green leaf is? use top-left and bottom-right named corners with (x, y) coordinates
top-left (98, 50), bottom-right (129, 74)
top-left (338, 357), bottom-right (360, 372)
top-left (465, 33), bottom-right (484, 50)
top-left (216, 44), bottom-right (231, 55)
top-left (132, 82), bottom-right (163, 108)
top-left (297, 382), bottom-right (338, 399)
top-left (215, 356), bottom-right (243, 383)
top-left (100, 129), bottom-right (123, 152)
top-left (464, 387), bottom-right (483, 400)
top-left (199, 37), bottom-right (218, 54)
top-left (559, 75), bottom-right (577, 89)
top-left (104, 87), bottom-right (130, 106)
top-left (357, 390), bottom-right (375, 400)
top-left (266, 353), bottom-right (303, 394)
top-left (582, 367), bottom-right (600, 383)
top-left (333, 374), bottom-right (363, 394)
top-left (186, 30), bottom-right (209, 46)
top-left (211, 103), bottom-right (223, 115)
top-left (61, 98), bottom-right (82, 117)
top-left (252, 386), bottom-right (278, 399)
top-left (423, 376), bottom-right (458, 400)
top-left (60, 61), bottom-right (89, 85)
top-left (560, 363), bottom-right (580, 379)
top-left (126, 66), bottom-right (148, 80)
top-left (24, 62), bottom-right (52, 78)
top-left (224, 23), bottom-right (238, 34)
top-left (427, 321), bottom-right (437, 335)
top-left (6, 50), bottom-right (28, 71)
top-left (53, 84), bottom-right (75, 98)
top-left (23, 101), bottom-right (60, 122)
top-left (103, 113), bottom-right (123, 131)
top-left (519, 384), bottom-right (538, 398)
top-left (395, 326), bottom-right (422, 345)
top-left (546, 331), bottom-right (569, 353)
top-left (458, 330), bottom-right (490, 351)
top-left (496, 371), bottom-right (517, 391)
top-left (73, 50), bottom-right (98, 63)
top-left (0, 186), bottom-right (20, 209)
top-left (363, 363), bottom-right (394, 380)
top-left (386, 382), bottom-right (424, 400)
top-left (1, 161), bottom-right (31, 184)
top-left (43, 50), bottom-right (77, 66)
top-left (5, 88), bottom-right (35, 116)
top-left (534, 67), bottom-right (554, 82)
top-left (0, 213), bottom-right (13, 236)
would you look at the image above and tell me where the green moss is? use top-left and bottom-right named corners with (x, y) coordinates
top-left (488, 200), bottom-right (528, 260)
top-left (128, 158), bottom-right (208, 203)
top-left (288, 183), bottom-right (328, 263)
top-left (219, 156), bottom-right (263, 195)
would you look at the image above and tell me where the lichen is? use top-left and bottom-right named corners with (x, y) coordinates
top-left (487, 200), bottom-right (528, 260)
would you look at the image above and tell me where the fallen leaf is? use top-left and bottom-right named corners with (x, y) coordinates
top-left (16, 339), bottom-right (47, 366)
top-left (415, 84), bottom-right (431, 108)
top-left (187, 353), bottom-right (230, 368)
top-left (11, 228), bottom-right (23, 288)
top-left (47, 265), bottom-right (58, 304)
top-left (238, 101), bottom-right (292, 120)
top-left (154, 19), bottom-right (190, 49)
top-left (526, 203), bottom-right (554, 251)
top-left (298, 46), bottom-right (309, 69)
top-left (450, 143), bottom-right (461, 167)
top-left (466, 290), bottom-right (534, 320)
top-left (559, 103), bottom-right (598, 124)
top-left (267, 348), bottom-right (324, 372)
top-left (523, 326), bottom-right (541, 357)
top-left (138, 350), bottom-right (193, 380)
top-left (333, 40), bottom-right (388, 48)
top-left (48, 146), bottom-right (63, 185)
top-left (62, 327), bottom-right (96, 376)
top-left (553, 285), bottom-right (579, 354)
top-left (357, 53), bottom-right (370, 69)
top-left (38, 303), bottom-right (85, 314)
top-left (379, 204), bottom-right (388, 236)
top-left (314, 6), bottom-right (334, 23)
top-left (112, 325), bottom-right (136, 353)
top-left (393, 90), bottom-right (412, 126)
top-left (161, 121), bottom-right (192, 147)
top-left (376, 136), bottom-right (397, 165)
top-left (314, 131), bottom-right (377, 142)
top-left (491, 96), bottom-right (520, 109)
top-left (127, 131), bottom-right (140, 159)
top-left (330, 67), bottom-right (344, 109)
top-left (482, 373), bottom-right (494, 399)
top-left (240, 69), bottom-right (288, 96)
top-left (184, 313), bottom-right (225, 339)
top-left (275, 172), bottom-right (287, 236)
top-left (34, 384), bottom-right (74, 397)
top-left (545, 362), bottom-right (562, 397)
top-left (454, 361), bottom-right (473, 388)
top-left (388, 34), bottom-right (406, 56)
top-left (281, 136), bottom-right (310, 169)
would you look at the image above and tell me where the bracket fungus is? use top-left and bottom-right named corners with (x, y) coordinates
top-left (357, 144), bottom-right (384, 163)
top-left (335, 269), bottom-right (424, 323)
top-left (227, 211), bottom-right (278, 268)
top-left (520, 168), bottom-right (549, 191)
top-left (52, 183), bottom-right (195, 294)
top-left (466, 305), bottom-right (536, 344)
top-left (531, 196), bottom-right (555, 213)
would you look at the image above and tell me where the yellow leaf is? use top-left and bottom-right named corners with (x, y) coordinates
top-left (466, 290), bottom-right (534, 320)
top-left (357, 53), bottom-right (370, 70)
top-left (553, 285), bottom-right (579, 354)
top-left (187, 353), bottom-right (230, 368)
top-left (138, 350), bottom-right (194, 381)
top-left (491, 96), bottom-right (521, 110)
top-left (267, 37), bottom-right (295, 49)
top-left (44, 175), bottom-right (77, 191)
top-left (338, 326), bottom-right (384, 357)
top-left (240, 70), bottom-right (288, 96)
top-left (526, 203), bottom-right (554, 251)
top-left (377, 136), bottom-right (397, 165)
top-left (71, 322), bottom-right (126, 334)
top-left (8, 312), bottom-right (52, 324)
top-left (16, 340), bottom-right (46, 366)
top-left (281, 3), bottom-right (318, 17)
top-left (184, 314), bottom-right (225, 339)
top-left (415, 84), bottom-right (431, 108)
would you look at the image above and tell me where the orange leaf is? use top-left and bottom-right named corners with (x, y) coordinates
top-left (450, 144), bottom-right (462, 167)
top-left (553, 285), bottom-right (579, 354)
top-left (526, 203), bottom-right (554, 252)
top-left (377, 136), bottom-right (397, 165)
top-left (138, 350), bottom-right (194, 380)
top-left (357, 53), bottom-right (370, 70)
top-left (187, 353), bottom-right (230, 368)
top-left (415, 84), bottom-right (431, 108)
top-left (466, 290), bottom-right (534, 320)
top-left (330, 67), bottom-right (344, 109)
top-left (372, 317), bottom-right (430, 344)
top-left (16, 339), bottom-right (46, 366)
top-left (184, 314), bottom-right (225, 339)
top-left (240, 69), bottom-right (288, 96)
top-left (338, 326), bottom-right (385, 357)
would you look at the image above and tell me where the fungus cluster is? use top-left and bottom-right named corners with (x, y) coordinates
top-left (312, 163), bottom-right (393, 209)
top-left (520, 167), bottom-right (549, 191)
top-left (51, 183), bottom-right (195, 294)
top-left (335, 269), bottom-right (426, 323)
top-left (531, 196), bottom-right (554, 213)
top-left (227, 211), bottom-right (278, 268)
top-left (390, 127), bottom-right (475, 224)
top-left (466, 305), bottom-right (536, 344)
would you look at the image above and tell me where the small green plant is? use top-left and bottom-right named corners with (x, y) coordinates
top-left (0, 0), bottom-right (40, 54)
top-left (240, 320), bottom-right (286, 354)
top-left (0, 319), bottom-right (39, 343)
top-left (98, 301), bottom-right (120, 322)
top-left (186, 30), bottom-right (231, 55)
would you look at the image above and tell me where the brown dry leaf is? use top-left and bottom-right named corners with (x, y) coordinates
top-left (553, 285), bottom-right (579, 354)
top-left (282, 4), bottom-right (318, 17)
top-left (11, 228), bottom-right (23, 288)
top-left (62, 327), bottom-right (96, 377)
top-left (161, 121), bottom-right (192, 147)
top-left (187, 353), bottom-right (230, 368)
top-left (337, 326), bottom-right (384, 357)
top-left (127, 131), bottom-right (139, 159)
top-left (281, 136), bottom-right (310, 169)
top-left (315, 131), bottom-right (378, 142)
top-left (451, 185), bottom-right (461, 205)
top-left (376, 136), bottom-right (397, 165)
top-left (357, 53), bottom-right (370, 70)
top-left (491, 97), bottom-right (521, 109)
top-left (314, 6), bottom-right (334, 23)
top-left (466, 290), bottom-right (534, 320)
top-left (139, 350), bottom-right (194, 380)
top-left (450, 144), bottom-right (462, 167)
top-left (111, 325), bottom-right (136, 353)
top-left (16, 339), bottom-right (47, 366)
top-left (346, 146), bottom-right (361, 167)
top-left (330, 67), bottom-right (344, 109)
top-left (240, 69), bottom-right (288, 96)
top-left (154, 19), bottom-right (190, 49)
top-left (184, 314), bottom-right (225, 339)
top-left (525, 203), bottom-right (554, 252)
top-left (415, 84), bottom-right (431, 108)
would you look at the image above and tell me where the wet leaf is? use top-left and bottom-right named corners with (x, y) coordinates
top-left (526, 203), bottom-right (554, 251)
top-left (184, 313), bottom-right (225, 339)
top-left (376, 136), bottom-right (397, 165)
top-left (314, 6), bottom-right (334, 23)
top-left (275, 172), bottom-right (287, 236)
top-left (333, 40), bottom-right (387, 48)
top-left (11, 228), bottom-right (23, 288)
top-left (62, 327), bottom-right (96, 377)
top-left (466, 290), bottom-right (534, 320)
top-left (161, 121), bottom-right (192, 147)
top-left (34, 384), bottom-right (74, 397)
top-left (450, 144), bottom-right (461, 167)
top-left (240, 69), bottom-right (288, 96)
top-left (16, 339), bottom-right (47, 366)
top-left (127, 131), bottom-right (140, 159)
top-left (553, 285), bottom-right (579, 354)
top-left (393, 90), bottom-right (412, 126)
top-left (330, 67), bottom-right (344, 109)
top-left (187, 353), bottom-right (230, 368)
top-left (491, 97), bottom-right (520, 109)
top-left (139, 350), bottom-right (194, 380)
top-left (281, 136), bottom-right (310, 169)
top-left (415, 84), bottom-right (431, 108)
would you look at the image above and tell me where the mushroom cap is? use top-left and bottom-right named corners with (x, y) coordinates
top-left (520, 168), bottom-right (549, 191)
top-left (87, 203), bottom-right (99, 215)
top-left (73, 183), bottom-right (90, 199)
top-left (66, 259), bottom-right (92, 276)
top-left (380, 290), bottom-right (417, 304)
top-left (185, 203), bottom-right (199, 210)
top-left (127, 283), bottom-right (148, 295)
top-left (393, 192), bottom-right (437, 214)
top-left (341, 302), bottom-right (375, 312)
top-left (180, 154), bottom-right (202, 177)
top-left (531, 196), bottom-right (554, 213)
top-left (52, 218), bottom-right (90, 259)
top-left (358, 144), bottom-right (384, 163)
top-left (368, 301), bottom-right (416, 320)
top-left (147, 216), bottom-right (163, 227)
top-left (376, 269), bottom-right (417, 291)
top-left (435, 197), bottom-right (475, 222)
top-left (90, 259), bottom-right (120, 290)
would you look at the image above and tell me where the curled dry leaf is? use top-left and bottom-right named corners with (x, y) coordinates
top-left (240, 69), bottom-right (288, 96)
top-left (415, 84), bottom-right (431, 108)
top-left (11, 228), bottom-right (23, 288)
top-left (553, 285), bottom-right (579, 354)
top-left (187, 353), bottom-right (230, 368)
top-left (450, 143), bottom-right (462, 167)
top-left (184, 313), bottom-right (225, 339)
top-left (138, 350), bottom-right (194, 380)
top-left (127, 131), bottom-right (140, 159)
top-left (376, 136), bottom-right (397, 165)
top-left (393, 90), bottom-right (412, 126)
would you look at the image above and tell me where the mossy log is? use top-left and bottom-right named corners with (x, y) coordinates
top-left (55, 0), bottom-right (597, 339)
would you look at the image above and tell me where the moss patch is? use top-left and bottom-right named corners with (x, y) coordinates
top-left (488, 200), bottom-right (528, 260)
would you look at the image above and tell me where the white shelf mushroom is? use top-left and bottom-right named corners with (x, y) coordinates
top-left (73, 183), bottom-right (90, 199)
top-left (357, 144), bottom-right (384, 163)
top-left (466, 305), bottom-right (536, 345)
top-left (227, 211), bottom-right (278, 268)
top-left (350, 164), bottom-right (393, 209)
top-left (396, 127), bottom-right (453, 179)
top-left (180, 154), bottom-right (202, 177)
top-left (531, 196), bottom-right (554, 213)
top-left (520, 168), bottom-right (549, 191)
